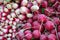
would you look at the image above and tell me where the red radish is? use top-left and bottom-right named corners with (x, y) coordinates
top-left (41, 1), bottom-right (48, 8)
top-left (12, 21), bottom-right (17, 26)
top-left (1, 17), bottom-right (6, 21)
top-left (57, 5), bottom-right (60, 12)
top-left (32, 21), bottom-right (41, 30)
top-left (53, 1), bottom-right (59, 8)
top-left (25, 33), bottom-right (32, 40)
top-left (38, 14), bottom-right (47, 22)
top-left (2, 12), bottom-right (7, 17)
top-left (33, 10), bottom-right (40, 14)
top-left (24, 30), bottom-right (31, 35)
top-left (21, 0), bottom-right (28, 6)
top-left (58, 0), bottom-right (60, 2)
top-left (27, 2), bottom-right (33, 8)
top-left (48, 34), bottom-right (56, 40)
top-left (33, 14), bottom-right (38, 20)
top-left (53, 17), bottom-right (60, 25)
top-left (27, 18), bottom-right (33, 23)
top-left (45, 21), bottom-right (54, 31)
top-left (50, 29), bottom-right (56, 35)
top-left (0, 0), bottom-right (60, 40)
top-left (44, 7), bottom-right (54, 16)
top-left (20, 6), bottom-right (30, 14)
top-left (58, 25), bottom-right (60, 32)
top-left (2, 37), bottom-right (7, 40)
top-left (58, 32), bottom-right (60, 40)
top-left (23, 23), bottom-right (31, 29)
top-left (6, 25), bottom-right (12, 29)
top-left (33, 30), bottom-right (40, 38)
top-left (16, 34), bottom-right (21, 40)
top-left (14, 18), bottom-right (20, 22)
top-left (49, 0), bottom-right (56, 3)
top-left (40, 34), bottom-right (48, 40)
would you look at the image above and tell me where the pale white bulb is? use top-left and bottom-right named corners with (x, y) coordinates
top-left (6, 4), bottom-right (12, 9)
top-left (31, 5), bottom-right (39, 12)
top-left (15, 9), bottom-right (20, 14)
top-left (18, 15), bottom-right (24, 20)
top-left (20, 6), bottom-right (28, 14)
top-left (4, 8), bottom-right (8, 12)
top-left (12, 3), bottom-right (18, 9)
top-left (21, 0), bottom-right (28, 6)
top-left (11, 12), bottom-right (16, 18)
top-left (27, 13), bottom-right (33, 18)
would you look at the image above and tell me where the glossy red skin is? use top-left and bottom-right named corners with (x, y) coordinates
top-left (33, 14), bottom-right (38, 21)
top-left (27, 2), bottom-right (33, 8)
top-left (7, 26), bottom-right (12, 29)
top-left (25, 33), bottom-right (32, 40)
top-left (16, 34), bottom-right (21, 40)
top-left (58, 25), bottom-right (60, 32)
top-left (0, 12), bottom-right (2, 19)
top-left (57, 5), bottom-right (60, 12)
top-left (24, 30), bottom-right (31, 35)
top-left (40, 34), bottom-right (48, 40)
top-left (41, 1), bottom-right (48, 8)
top-left (38, 14), bottom-right (47, 22)
top-left (50, 29), bottom-right (56, 35)
top-left (45, 21), bottom-right (54, 31)
top-left (27, 18), bottom-right (33, 23)
top-left (23, 23), bottom-right (31, 29)
top-left (58, 32), bottom-right (60, 40)
top-left (53, 17), bottom-right (60, 25)
top-left (44, 7), bottom-right (54, 16)
top-left (53, 1), bottom-right (59, 8)
top-left (48, 34), bottom-right (56, 40)
top-left (33, 30), bottom-right (40, 38)
top-left (33, 11), bottom-right (40, 14)
top-left (32, 21), bottom-right (41, 30)
top-left (2, 37), bottom-right (7, 40)
top-left (49, 0), bottom-right (56, 3)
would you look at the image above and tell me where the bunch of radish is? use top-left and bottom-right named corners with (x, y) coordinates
top-left (0, 0), bottom-right (60, 40)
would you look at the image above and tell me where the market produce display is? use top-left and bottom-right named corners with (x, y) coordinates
top-left (0, 0), bottom-right (60, 40)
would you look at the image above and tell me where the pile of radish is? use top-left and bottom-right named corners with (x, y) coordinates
top-left (0, 0), bottom-right (60, 40)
